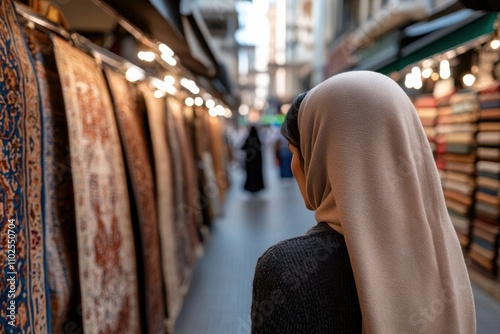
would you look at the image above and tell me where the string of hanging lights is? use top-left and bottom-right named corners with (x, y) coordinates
top-left (402, 30), bottom-right (500, 91)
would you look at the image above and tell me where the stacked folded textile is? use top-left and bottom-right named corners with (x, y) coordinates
top-left (471, 86), bottom-right (500, 277)
top-left (414, 95), bottom-right (438, 155)
top-left (440, 91), bottom-right (479, 248)
top-left (434, 96), bottom-right (454, 172)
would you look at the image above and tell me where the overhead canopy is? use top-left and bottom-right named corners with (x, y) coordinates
top-left (350, 31), bottom-right (400, 72)
top-left (96, 0), bottom-right (213, 76)
top-left (95, 0), bottom-right (237, 107)
top-left (378, 11), bottom-right (498, 74)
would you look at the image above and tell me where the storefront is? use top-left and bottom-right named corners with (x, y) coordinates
top-left (0, 1), bottom-right (233, 333)
top-left (373, 9), bottom-right (500, 292)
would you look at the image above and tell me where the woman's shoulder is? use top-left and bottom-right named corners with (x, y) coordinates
top-left (252, 223), bottom-right (362, 333)
top-left (255, 223), bottom-right (347, 274)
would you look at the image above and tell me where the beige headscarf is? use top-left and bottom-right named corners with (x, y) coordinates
top-left (298, 71), bottom-right (476, 333)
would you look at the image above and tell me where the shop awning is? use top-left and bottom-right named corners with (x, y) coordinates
top-left (97, 0), bottom-right (216, 76)
top-left (350, 31), bottom-right (400, 72)
top-left (95, 0), bottom-right (236, 107)
top-left (378, 11), bottom-right (498, 74)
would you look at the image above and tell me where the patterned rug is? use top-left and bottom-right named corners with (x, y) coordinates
top-left (140, 85), bottom-right (183, 325)
top-left (166, 98), bottom-right (196, 273)
top-left (105, 68), bottom-right (166, 334)
top-left (169, 98), bottom-right (202, 250)
top-left (0, 0), bottom-right (49, 332)
top-left (24, 27), bottom-right (81, 334)
top-left (188, 106), bottom-right (214, 227)
top-left (53, 36), bottom-right (140, 333)
top-left (180, 104), bottom-right (205, 233)
top-left (209, 117), bottom-right (230, 203)
top-left (195, 107), bottom-right (220, 217)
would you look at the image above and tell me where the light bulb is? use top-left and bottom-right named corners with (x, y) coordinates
top-left (422, 59), bottom-right (433, 68)
top-left (216, 105), bottom-right (225, 116)
top-left (404, 73), bottom-right (414, 89)
top-left (185, 97), bottom-right (194, 106)
top-left (159, 43), bottom-right (174, 57)
top-left (239, 104), bottom-right (249, 116)
top-left (194, 97), bottom-right (203, 106)
top-left (422, 67), bottom-right (433, 79)
top-left (164, 75), bottom-right (175, 85)
top-left (462, 73), bottom-right (476, 87)
top-left (138, 51), bottom-right (155, 62)
top-left (154, 90), bottom-right (165, 99)
top-left (125, 67), bottom-right (145, 82)
top-left (206, 99), bottom-right (215, 109)
top-left (161, 53), bottom-right (177, 66)
top-left (439, 60), bottom-right (451, 79)
top-left (491, 39), bottom-right (500, 50)
top-left (411, 66), bottom-right (421, 77)
top-left (180, 78), bottom-right (200, 94)
top-left (208, 108), bottom-right (218, 117)
top-left (164, 85), bottom-right (177, 95)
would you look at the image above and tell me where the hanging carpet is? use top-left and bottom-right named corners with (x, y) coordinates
top-left (105, 68), bottom-right (166, 334)
top-left (0, 0), bottom-right (49, 332)
top-left (53, 36), bottom-right (140, 334)
top-left (24, 27), bottom-right (81, 333)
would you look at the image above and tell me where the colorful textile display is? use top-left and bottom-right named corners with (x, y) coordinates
top-left (140, 85), bottom-right (183, 324)
top-left (477, 131), bottom-right (500, 146)
top-left (53, 36), bottom-right (140, 333)
top-left (182, 105), bottom-right (212, 230)
top-left (178, 103), bottom-right (204, 240)
top-left (24, 27), bottom-right (81, 333)
top-left (105, 68), bottom-right (166, 334)
top-left (471, 85), bottom-right (500, 276)
top-left (0, 0), bottom-right (232, 328)
top-left (414, 96), bottom-right (437, 154)
top-left (165, 97), bottom-right (196, 282)
top-left (479, 122), bottom-right (500, 132)
top-left (195, 107), bottom-right (221, 217)
top-left (191, 106), bottom-right (216, 223)
top-left (167, 97), bottom-right (201, 255)
top-left (0, 0), bottom-right (50, 332)
top-left (439, 91), bottom-right (478, 248)
top-left (209, 117), bottom-right (230, 203)
top-left (414, 92), bottom-right (479, 248)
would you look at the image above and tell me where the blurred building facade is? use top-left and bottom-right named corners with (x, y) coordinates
top-left (325, 0), bottom-right (459, 78)
top-left (268, 0), bottom-right (314, 103)
top-left (196, 0), bottom-right (240, 101)
top-left (267, 0), bottom-right (463, 104)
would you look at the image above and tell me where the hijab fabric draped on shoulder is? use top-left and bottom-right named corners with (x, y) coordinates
top-left (297, 71), bottom-right (476, 333)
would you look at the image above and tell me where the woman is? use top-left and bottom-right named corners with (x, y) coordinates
top-left (241, 126), bottom-right (265, 193)
top-left (251, 71), bottom-right (476, 333)
top-left (274, 134), bottom-right (294, 179)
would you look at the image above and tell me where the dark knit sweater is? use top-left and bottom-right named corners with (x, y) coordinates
top-left (251, 222), bottom-right (362, 333)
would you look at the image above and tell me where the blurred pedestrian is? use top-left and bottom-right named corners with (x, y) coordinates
top-left (241, 126), bottom-right (265, 193)
top-left (274, 134), bottom-right (293, 178)
top-left (251, 71), bottom-right (475, 333)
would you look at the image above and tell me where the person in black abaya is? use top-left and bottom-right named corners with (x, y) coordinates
top-left (241, 126), bottom-right (265, 193)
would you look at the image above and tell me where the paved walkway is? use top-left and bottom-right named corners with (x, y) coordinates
top-left (175, 148), bottom-right (500, 334)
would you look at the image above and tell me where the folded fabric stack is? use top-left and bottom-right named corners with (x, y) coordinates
top-left (471, 86), bottom-right (500, 277)
top-left (435, 96), bottom-right (453, 172)
top-left (414, 95), bottom-right (438, 155)
top-left (439, 91), bottom-right (479, 248)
